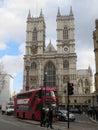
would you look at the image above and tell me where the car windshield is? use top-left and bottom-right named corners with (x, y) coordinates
top-left (60, 110), bottom-right (67, 114)
top-left (9, 106), bottom-right (14, 109)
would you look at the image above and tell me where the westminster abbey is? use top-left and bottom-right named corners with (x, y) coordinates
top-left (23, 7), bottom-right (93, 107)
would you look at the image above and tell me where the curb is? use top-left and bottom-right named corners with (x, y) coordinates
top-left (17, 119), bottom-right (40, 125)
top-left (89, 117), bottom-right (98, 124)
top-left (85, 114), bottom-right (98, 124)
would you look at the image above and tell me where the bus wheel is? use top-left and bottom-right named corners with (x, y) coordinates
top-left (32, 114), bottom-right (35, 120)
top-left (23, 113), bottom-right (25, 119)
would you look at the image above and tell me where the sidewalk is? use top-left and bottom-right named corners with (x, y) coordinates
top-left (17, 115), bottom-right (98, 130)
top-left (17, 119), bottom-right (68, 130)
top-left (89, 117), bottom-right (98, 123)
top-left (16, 119), bottom-right (88, 130)
top-left (85, 113), bottom-right (98, 124)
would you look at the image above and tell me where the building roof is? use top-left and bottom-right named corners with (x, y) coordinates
top-left (77, 69), bottom-right (88, 76)
top-left (45, 41), bottom-right (56, 53)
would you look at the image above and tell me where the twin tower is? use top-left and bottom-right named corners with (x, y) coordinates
top-left (25, 7), bottom-right (76, 55)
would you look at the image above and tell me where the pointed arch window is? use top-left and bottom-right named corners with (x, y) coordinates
top-left (79, 79), bottom-right (83, 87)
top-left (85, 79), bottom-right (89, 87)
top-left (33, 28), bottom-right (37, 41)
top-left (44, 61), bottom-right (56, 87)
top-left (63, 27), bottom-right (68, 40)
top-left (63, 60), bottom-right (69, 68)
top-left (31, 62), bottom-right (37, 69)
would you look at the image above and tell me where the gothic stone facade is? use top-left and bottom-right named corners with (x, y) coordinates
top-left (23, 8), bottom-right (93, 106)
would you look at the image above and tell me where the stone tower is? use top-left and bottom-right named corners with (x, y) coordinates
top-left (56, 7), bottom-right (77, 92)
top-left (23, 9), bottom-right (46, 90)
top-left (93, 19), bottom-right (98, 93)
top-left (25, 9), bottom-right (45, 55)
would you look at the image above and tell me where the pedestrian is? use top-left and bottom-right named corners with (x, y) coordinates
top-left (40, 107), bottom-right (45, 127)
top-left (43, 107), bottom-right (49, 127)
top-left (47, 107), bottom-right (54, 129)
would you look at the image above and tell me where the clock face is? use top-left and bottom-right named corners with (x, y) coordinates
top-left (64, 46), bottom-right (69, 53)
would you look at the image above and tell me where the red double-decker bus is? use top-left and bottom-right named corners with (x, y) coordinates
top-left (14, 87), bottom-right (58, 120)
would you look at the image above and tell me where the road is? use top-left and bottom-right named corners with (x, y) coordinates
top-left (0, 113), bottom-right (38, 130)
top-left (0, 112), bottom-right (98, 130)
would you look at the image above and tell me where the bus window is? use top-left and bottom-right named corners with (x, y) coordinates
top-left (17, 92), bottom-right (32, 99)
top-left (18, 105), bottom-right (29, 110)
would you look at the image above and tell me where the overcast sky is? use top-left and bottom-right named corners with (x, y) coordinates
top-left (0, 0), bottom-right (97, 92)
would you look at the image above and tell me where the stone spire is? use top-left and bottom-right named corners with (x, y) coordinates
top-left (57, 7), bottom-right (61, 17)
top-left (27, 10), bottom-right (31, 18)
top-left (88, 66), bottom-right (92, 76)
top-left (40, 8), bottom-right (43, 17)
top-left (49, 40), bottom-right (51, 44)
top-left (70, 6), bottom-right (73, 16)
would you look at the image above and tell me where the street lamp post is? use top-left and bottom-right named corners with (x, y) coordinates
top-left (44, 72), bottom-right (47, 105)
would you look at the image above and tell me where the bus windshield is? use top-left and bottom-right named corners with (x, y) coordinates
top-left (42, 90), bottom-right (55, 96)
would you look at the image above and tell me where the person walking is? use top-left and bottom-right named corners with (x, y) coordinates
top-left (47, 107), bottom-right (54, 129)
top-left (43, 107), bottom-right (49, 127)
top-left (40, 107), bottom-right (45, 127)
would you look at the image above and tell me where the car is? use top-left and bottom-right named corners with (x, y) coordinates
top-left (57, 110), bottom-right (75, 121)
top-left (6, 105), bottom-right (14, 115)
top-left (69, 108), bottom-right (82, 114)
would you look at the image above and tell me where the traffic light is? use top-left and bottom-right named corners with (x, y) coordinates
top-left (68, 82), bottom-right (74, 95)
